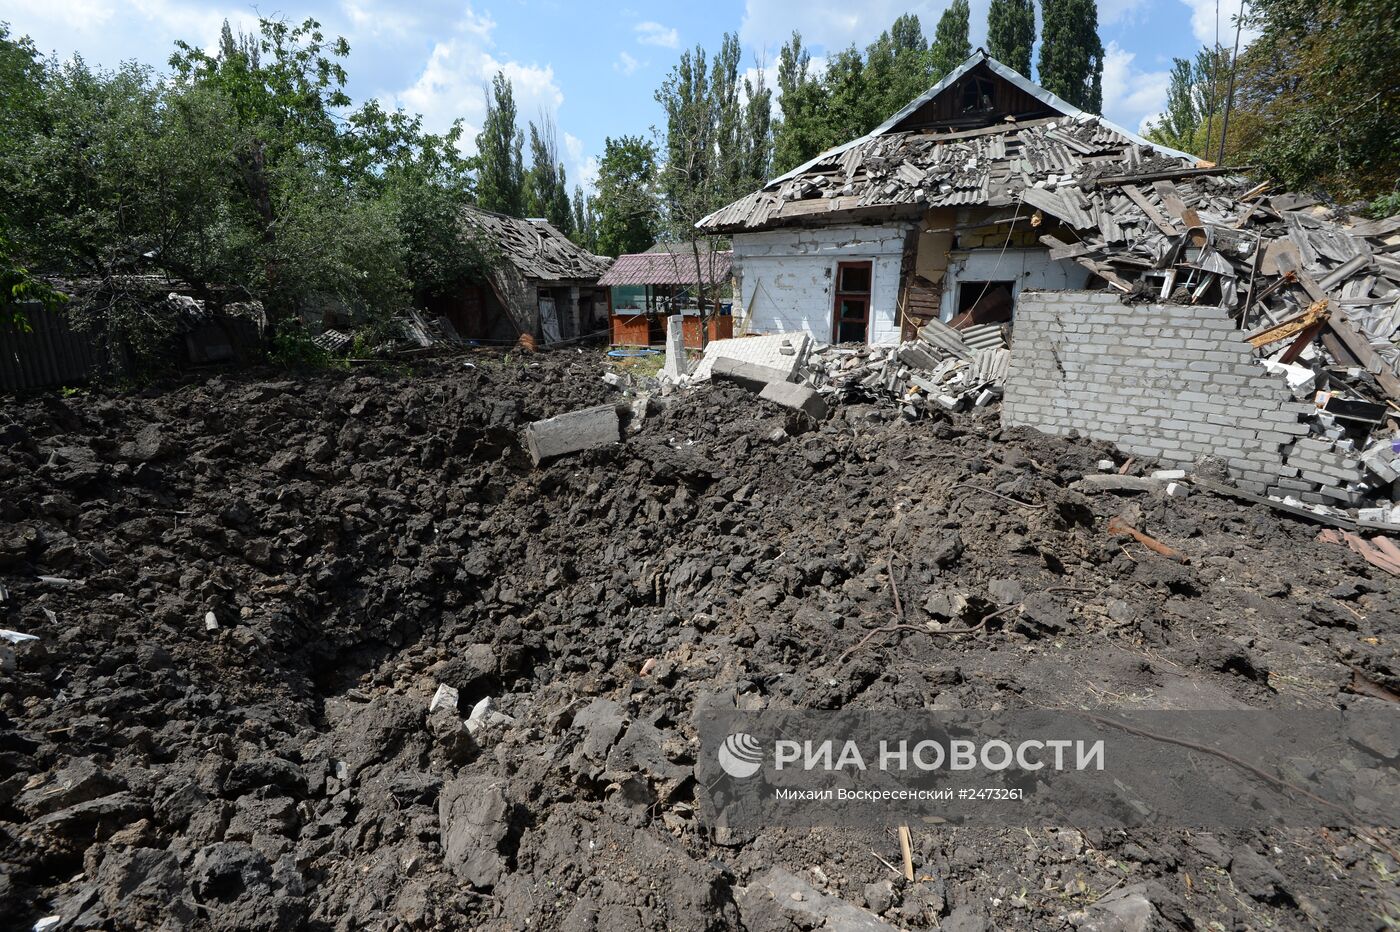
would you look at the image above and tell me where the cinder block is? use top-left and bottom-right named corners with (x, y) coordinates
top-left (523, 404), bottom-right (621, 465)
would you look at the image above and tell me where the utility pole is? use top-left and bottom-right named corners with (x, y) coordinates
top-left (1217, 2), bottom-right (1245, 166)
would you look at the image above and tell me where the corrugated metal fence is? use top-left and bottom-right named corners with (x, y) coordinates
top-left (1, 302), bottom-right (263, 392)
top-left (0, 302), bottom-right (123, 392)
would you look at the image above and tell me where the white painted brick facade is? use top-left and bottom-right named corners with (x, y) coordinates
top-left (732, 224), bottom-right (912, 345)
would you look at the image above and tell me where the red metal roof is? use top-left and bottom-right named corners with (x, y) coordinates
top-left (597, 250), bottom-right (733, 287)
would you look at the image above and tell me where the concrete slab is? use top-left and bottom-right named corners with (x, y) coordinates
top-left (711, 357), bottom-right (795, 392)
top-left (690, 332), bottom-right (812, 383)
top-left (758, 380), bottom-right (829, 419)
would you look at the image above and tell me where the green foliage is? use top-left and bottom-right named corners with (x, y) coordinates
top-left (570, 185), bottom-right (599, 252)
top-left (772, 15), bottom-right (944, 175)
top-left (1038, 0), bottom-right (1104, 113)
top-left (773, 32), bottom-right (827, 174)
top-left (987, 0), bottom-right (1036, 78)
top-left (929, 0), bottom-right (972, 80)
top-left (523, 114), bottom-right (573, 234)
top-left (1370, 192), bottom-right (1400, 220)
top-left (594, 135), bottom-right (658, 256)
top-left (1, 233), bottom-right (67, 330)
top-left (1232, 0), bottom-right (1400, 200)
top-left (863, 15), bottom-right (930, 125)
top-left (653, 33), bottom-right (775, 310)
top-left (0, 14), bottom-right (490, 362)
top-left (1144, 46), bottom-right (1233, 157)
top-left (269, 320), bottom-right (347, 371)
top-left (655, 33), bottom-right (775, 235)
top-left (476, 72), bottom-right (526, 217)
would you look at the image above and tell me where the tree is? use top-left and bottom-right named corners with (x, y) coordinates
top-left (863, 14), bottom-right (930, 121)
top-left (930, 0), bottom-right (972, 80)
top-left (820, 47), bottom-right (869, 147)
top-left (570, 185), bottom-right (599, 252)
top-left (1144, 46), bottom-right (1233, 157)
top-left (654, 35), bottom-right (770, 342)
top-left (476, 71), bottom-right (525, 217)
top-left (741, 63), bottom-right (774, 183)
top-left (772, 31), bottom-right (828, 173)
top-left (1038, 0), bottom-right (1103, 113)
top-left (987, 0), bottom-right (1036, 78)
top-left (524, 113), bottom-right (573, 234)
top-left (0, 14), bottom-right (496, 359)
top-left (163, 18), bottom-right (412, 330)
top-left (594, 135), bottom-right (659, 256)
top-left (1230, 0), bottom-right (1400, 201)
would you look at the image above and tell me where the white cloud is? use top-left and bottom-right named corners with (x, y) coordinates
top-left (614, 50), bottom-right (641, 75)
top-left (562, 133), bottom-right (598, 196)
top-left (392, 6), bottom-right (563, 154)
top-left (1098, 0), bottom-right (1148, 26)
top-left (1178, 0), bottom-right (1258, 47)
top-left (340, 0), bottom-right (419, 39)
top-left (1100, 41), bottom-right (1171, 134)
top-left (5, 0), bottom-right (257, 52)
top-left (740, 0), bottom-right (993, 53)
top-left (634, 20), bottom-right (679, 49)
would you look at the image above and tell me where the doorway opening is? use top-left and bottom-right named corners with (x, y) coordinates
top-left (832, 261), bottom-right (873, 343)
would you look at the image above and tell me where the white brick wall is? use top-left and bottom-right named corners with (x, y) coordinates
top-left (1003, 292), bottom-right (1307, 493)
top-left (732, 223), bottom-right (912, 345)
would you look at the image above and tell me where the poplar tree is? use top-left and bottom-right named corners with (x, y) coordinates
top-left (1038, 0), bottom-right (1103, 113)
top-left (987, 0), bottom-right (1037, 78)
top-left (475, 72), bottom-right (525, 217)
top-left (930, 0), bottom-right (972, 80)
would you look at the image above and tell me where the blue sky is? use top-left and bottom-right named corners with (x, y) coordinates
top-left (0, 0), bottom-right (1248, 193)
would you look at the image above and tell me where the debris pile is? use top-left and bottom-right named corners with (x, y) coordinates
top-left (800, 318), bottom-right (1010, 415)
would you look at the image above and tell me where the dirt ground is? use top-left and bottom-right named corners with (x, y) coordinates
top-left (1, 350), bottom-right (1397, 931)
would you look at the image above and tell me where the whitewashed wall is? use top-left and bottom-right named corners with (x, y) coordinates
top-left (732, 223), bottom-right (912, 345)
top-left (937, 248), bottom-right (1092, 320)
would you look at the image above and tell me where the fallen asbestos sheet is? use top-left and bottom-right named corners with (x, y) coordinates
top-left (1, 353), bottom-right (1397, 930)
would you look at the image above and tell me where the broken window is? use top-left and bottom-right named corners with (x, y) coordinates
top-left (832, 261), bottom-right (873, 343)
top-left (951, 280), bottom-right (1015, 327)
top-left (958, 76), bottom-right (996, 114)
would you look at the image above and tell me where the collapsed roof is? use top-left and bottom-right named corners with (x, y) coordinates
top-left (462, 206), bottom-right (612, 283)
top-left (698, 50), bottom-right (1198, 234)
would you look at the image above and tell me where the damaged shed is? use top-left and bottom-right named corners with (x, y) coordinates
top-left (436, 207), bottom-right (612, 346)
top-left (598, 247), bottom-right (735, 348)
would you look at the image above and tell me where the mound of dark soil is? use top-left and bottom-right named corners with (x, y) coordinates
top-left (1, 352), bottom-right (1396, 930)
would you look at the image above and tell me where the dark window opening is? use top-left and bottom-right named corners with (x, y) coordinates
top-left (958, 76), bottom-right (996, 113)
top-left (951, 280), bottom-right (1015, 328)
top-left (838, 264), bottom-right (871, 294)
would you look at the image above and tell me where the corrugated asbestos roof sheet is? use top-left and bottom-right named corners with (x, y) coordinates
top-left (698, 50), bottom-right (1198, 235)
top-left (597, 251), bottom-right (734, 287)
top-left (462, 206), bottom-right (612, 281)
top-left (698, 115), bottom-right (1192, 233)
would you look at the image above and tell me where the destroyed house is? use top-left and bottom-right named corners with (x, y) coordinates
top-left (698, 50), bottom-right (1199, 344)
top-left (437, 207), bottom-right (612, 346)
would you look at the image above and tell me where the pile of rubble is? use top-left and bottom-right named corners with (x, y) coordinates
top-left (1031, 175), bottom-right (1400, 517)
top-left (804, 318), bottom-right (1012, 416)
top-left (685, 322), bottom-right (1014, 419)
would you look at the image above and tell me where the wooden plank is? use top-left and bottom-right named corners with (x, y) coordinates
top-left (1121, 184), bottom-right (1177, 236)
top-left (1325, 310), bottom-right (1400, 399)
